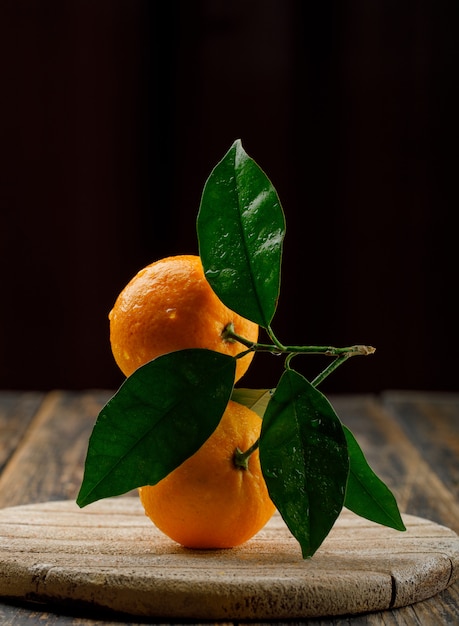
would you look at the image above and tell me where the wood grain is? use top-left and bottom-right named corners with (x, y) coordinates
top-left (0, 498), bottom-right (458, 620)
top-left (0, 391), bottom-right (111, 509)
top-left (332, 394), bottom-right (459, 535)
top-left (0, 392), bottom-right (44, 474)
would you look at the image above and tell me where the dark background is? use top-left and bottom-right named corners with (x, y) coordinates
top-left (1, 1), bottom-right (458, 394)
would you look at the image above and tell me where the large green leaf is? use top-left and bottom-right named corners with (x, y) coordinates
top-left (197, 139), bottom-right (286, 328)
top-left (344, 425), bottom-right (406, 531)
top-left (259, 369), bottom-right (349, 557)
top-left (77, 349), bottom-right (235, 507)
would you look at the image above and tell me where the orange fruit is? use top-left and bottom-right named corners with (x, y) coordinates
top-left (138, 400), bottom-right (276, 549)
top-left (109, 255), bottom-right (258, 382)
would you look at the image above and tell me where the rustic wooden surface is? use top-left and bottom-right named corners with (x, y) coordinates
top-left (0, 499), bottom-right (458, 620)
top-left (0, 390), bottom-right (459, 624)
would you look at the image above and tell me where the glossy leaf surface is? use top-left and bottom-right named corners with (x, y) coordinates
top-left (259, 369), bottom-right (349, 557)
top-left (197, 139), bottom-right (285, 328)
top-left (344, 425), bottom-right (406, 531)
top-left (77, 349), bottom-right (235, 507)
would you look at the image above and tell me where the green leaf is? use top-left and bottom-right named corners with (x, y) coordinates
top-left (197, 139), bottom-right (286, 328)
top-left (259, 369), bottom-right (349, 558)
top-left (77, 349), bottom-right (235, 507)
top-left (231, 388), bottom-right (272, 418)
top-left (343, 425), bottom-right (406, 531)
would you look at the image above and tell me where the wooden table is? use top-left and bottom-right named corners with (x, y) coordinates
top-left (0, 389), bottom-right (458, 625)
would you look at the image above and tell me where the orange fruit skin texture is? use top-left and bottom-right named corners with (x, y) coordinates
top-left (139, 400), bottom-right (276, 549)
top-left (109, 255), bottom-right (258, 383)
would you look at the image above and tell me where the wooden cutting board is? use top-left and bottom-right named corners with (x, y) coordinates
top-left (0, 497), bottom-right (457, 619)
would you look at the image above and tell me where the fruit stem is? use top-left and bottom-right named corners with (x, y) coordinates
top-left (223, 324), bottom-right (375, 359)
top-left (233, 439), bottom-right (260, 470)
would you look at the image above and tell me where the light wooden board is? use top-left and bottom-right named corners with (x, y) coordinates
top-left (0, 497), bottom-right (458, 619)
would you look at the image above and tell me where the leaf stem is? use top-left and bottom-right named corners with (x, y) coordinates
top-left (266, 325), bottom-right (287, 351)
top-left (311, 355), bottom-right (351, 387)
